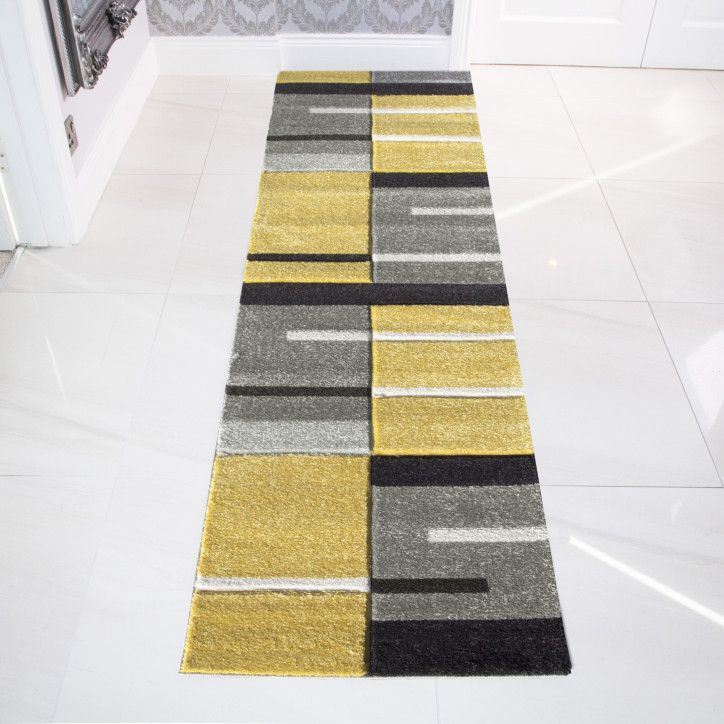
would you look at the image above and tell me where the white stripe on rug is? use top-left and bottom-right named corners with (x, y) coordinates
top-left (308, 107), bottom-right (477, 115)
top-left (195, 577), bottom-right (370, 592)
top-left (372, 252), bottom-right (500, 262)
top-left (372, 387), bottom-right (524, 398)
top-left (410, 207), bottom-right (494, 216)
top-left (286, 331), bottom-right (515, 342)
top-left (372, 134), bottom-right (481, 142)
top-left (428, 527), bottom-right (549, 543)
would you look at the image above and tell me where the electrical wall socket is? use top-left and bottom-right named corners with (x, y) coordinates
top-left (64, 115), bottom-right (78, 155)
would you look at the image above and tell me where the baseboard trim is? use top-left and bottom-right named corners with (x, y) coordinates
top-left (153, 34), bottom-right (451, 75)
top-left (154, 36), bottom-right (280, 75)
top-left (72, 42), bottom-right (158, 241)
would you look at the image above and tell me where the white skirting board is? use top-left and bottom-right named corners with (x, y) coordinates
top-left (72, 42), bottom-right (158, 241)
top-left (153, 34), bottom-right (453, 75)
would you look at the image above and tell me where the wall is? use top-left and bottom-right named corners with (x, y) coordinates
top-left (0, 0), bottom-right (157, 246)
top-left (148, 0), bottom-right (453, 36)
top-left (60, 3), bottom-right (152, 172)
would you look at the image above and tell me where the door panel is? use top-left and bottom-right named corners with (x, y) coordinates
top-left (468, 0), bottom-right (658, 67)
top-left (643, 1), bottom-right (724, 69)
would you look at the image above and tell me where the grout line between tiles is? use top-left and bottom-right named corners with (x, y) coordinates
top-left (549, 72), bottom-right (724, 489)
top-left (707, 75), bottom-right (724, 101)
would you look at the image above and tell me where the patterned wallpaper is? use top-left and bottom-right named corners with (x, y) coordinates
top-left (147, 1), bottom-right (454, 36)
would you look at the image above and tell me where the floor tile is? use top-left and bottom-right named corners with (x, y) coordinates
top-left (475, 95), bottom-right (593, 179)
top-left (490, 177), bottom-right (643, 300)
top-left (707, 71), bottom-right (724, 100)
top-left (564, 96), bottom-right (724, 182)
top-left (552, 67), bottom-right (722, 101)
top-left (169, 174), bottom-right (259, 295)
top-left (151, 76), bottom-right (228, 107)
top-left (653, 303), bottom-right (724, 480)
top-left (116, 95), bottom-right (219, 174)
top-left (470, 65), bottom-right (560, 98)
top-left (510, 299), bottom-right (720, 486)
top-left (438, 487), bottom-right (724, 724)
top-left (118, 294), bottom-right (239, 482)
top-left (601, 180), bottom-right (724, 303)
top-left (52, 476), bottom-right (438, 724)
top-left (0, 292), bottom-right (165, 476)
top-left (6, 175), bottom-right (198, 293)
top-left (226, 75), bottom-right (277, 96)
top-left (0, 477), bottom-right (114, 723)
top-left (203, 93), bottom-right (273, 174)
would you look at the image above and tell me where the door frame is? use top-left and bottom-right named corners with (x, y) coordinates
top-left (0, 0), bottom-right (80, 247)
top-left (449, 0), bottom-right (473, 70)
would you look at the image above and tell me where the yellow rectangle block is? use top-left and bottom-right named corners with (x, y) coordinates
top-left (277, 71), bottom-right (371, 84)
top-left (244, 261), bottom-right (371, 284)
top-left (250, 172), bottom-right (370, 255)
top-left (198, 455), bottom-right (369, 579)
top-left (373, 141), bottom-right (486, 173)
top-left (373, 113), bottom-right (480, 138)
top-left (183, 591), bottom-right (367, 676)
top-left (373, 397), bottom-right (533, 455)
top-left (372, 305), bottom-right (514, 334)
top-left (372, 95), bottom-right (476, 110)
top-left (373, 341), bottom-right (522, 388)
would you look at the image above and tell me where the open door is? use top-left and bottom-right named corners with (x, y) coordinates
top-left (643, 0), bottom-right (724, 70)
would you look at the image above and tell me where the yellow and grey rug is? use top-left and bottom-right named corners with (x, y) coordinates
top-left (182, 71), bottom-right (571, 677)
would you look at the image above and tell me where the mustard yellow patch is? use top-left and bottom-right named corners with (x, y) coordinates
top-left (372, 141), bottom-right (486, 173)
top-left (250, 172), bottom-right (371, 255)
top-left (182, 591), bottom-right (368, 676)
top-left (198, 455), bottom-right (369, 579)
top-left (277, 71), bottom-right (371, 84)
top-left (373, 113), bottom-right (480, 138)
top-left (372, 397), bottom-right (533, 455)
top-left (373, 341), bottom-right (522, 389)
top-left (244, 261), bottom-right (371, 284)
top-left (371, 305), bottom-right (514, 334)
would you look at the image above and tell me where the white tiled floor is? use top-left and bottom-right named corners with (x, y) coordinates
top-left (1, 66), bottom-right (723, 723)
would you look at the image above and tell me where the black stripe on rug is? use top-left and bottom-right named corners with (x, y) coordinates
top-left (372, 578), bottom-right (490, 594)
top-left (225, 385), bottom-right (370, 397)
top-left (274, 82), bottom-right (474, 95)
top-left (240, 283), bottom-right (509, 306)
top-left (247, 254), bottom-right (372, 262)
top-left (370, 618), bottom-right (572, 676)
top-left (267, 134), bottom-right (371, 142)
top-left (371, 455), bottom-right (540, 487)
top-left (372, 172), bottom-right (489, 188)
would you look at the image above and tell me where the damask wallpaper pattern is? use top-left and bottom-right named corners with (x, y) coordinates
top-left (147, 1), bottom-right (454, 36)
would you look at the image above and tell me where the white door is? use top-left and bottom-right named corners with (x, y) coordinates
top-left (466, 0), bottom-right (658, 67)
top-left (643, 1), bottom-right (724, 70)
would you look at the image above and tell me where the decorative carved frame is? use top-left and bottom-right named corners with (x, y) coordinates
top-left (47, 0), bottom-right (141, 95)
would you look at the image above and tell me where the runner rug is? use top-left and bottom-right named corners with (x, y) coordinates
top-left (182, 71), bottom-right (571, 677)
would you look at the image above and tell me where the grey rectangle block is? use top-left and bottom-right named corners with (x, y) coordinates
top-left (219, 420), bottom-right (370, 455)
top-left (371, 485), bottom-right (561, 620)
top-left (229, 305), bottom-right (370, 388)
top-left (219, 395), bottom-right (370, 454)
top-left (264, 140), bottom-right (371, 171)
top-left (268, 93), bottom-right (370, 137)
top-left (372, 588), bottom-right (562, 622)
top-left (373, 260), bottom-right (506, 284)
top-left (373, 187), bottom-right (500, 254)
top-left (223, 394), bottom-right (370, 422)
top-left (372, 71), bottom-right (473, 84)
